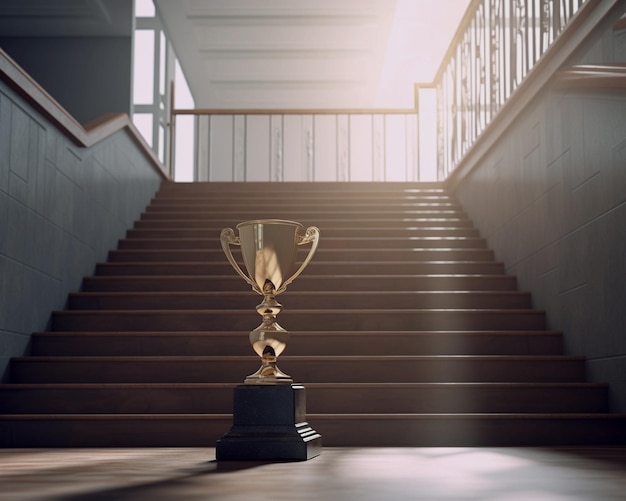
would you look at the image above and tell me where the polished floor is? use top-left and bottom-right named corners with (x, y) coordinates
top-left (1, 447), bottom-right (625, 500)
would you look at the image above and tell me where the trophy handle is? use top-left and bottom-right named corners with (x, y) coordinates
top-left (275, 226), bottom-right (320, 295)
top-left (220, 228), bottom-right (263, 295)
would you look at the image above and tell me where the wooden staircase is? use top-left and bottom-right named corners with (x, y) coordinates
top-left (1, 181), bottom-right (625, 447)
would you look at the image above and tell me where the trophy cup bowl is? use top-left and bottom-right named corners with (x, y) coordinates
top-left (220, 219), bottom-right (320, 384)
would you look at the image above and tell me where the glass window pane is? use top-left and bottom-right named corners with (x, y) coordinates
top-left (133, 30), bottom-right (155, 105)
top-left (135, 0), bottom-right (155, 17)
top-left (175, 60), bottom-right (194, 108)
top-left (159, 31), bottom-right (166, 96)
top-left (133, 113), bottom-right (153, 147)
top-left (158, 124), bottom-right (165, 163)
top-left (175, 115), bottom-right (195, 181)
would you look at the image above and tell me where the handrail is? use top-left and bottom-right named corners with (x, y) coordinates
top-left (432, 0), bottom-right (622, 189)
top-left (172, 108), bottom-right (417, 116)
top-left (0, 47), bottom-right (169, 180)
top-left (431, 0), bottom-right (482, 86)
top-left (169, 0), bottom-right (620, 184)
top-left (169, 91), bottom-right (419, 181)
top-left (553, 63), bottom-right (626, 89)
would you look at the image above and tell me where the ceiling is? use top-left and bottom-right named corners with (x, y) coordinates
top-left (154, 0), bottom-right (470, 109)
top-left (0, 0), bottom-right (471, 110)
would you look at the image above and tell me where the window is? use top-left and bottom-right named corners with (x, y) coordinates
top-left (132, 0), bottom-right (194, 177)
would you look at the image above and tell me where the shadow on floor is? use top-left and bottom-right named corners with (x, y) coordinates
top-left (50, 459), bottom-right (298, 501)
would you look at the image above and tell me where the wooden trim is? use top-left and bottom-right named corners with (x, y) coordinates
top-left (172, 107), bottom-right (417, 116)
top-left (0, 47), bottom-right (169, 180)
top-left (553, 64), bottom-right (626, 90)
top-left (445, 0), bottom-right (621, 192)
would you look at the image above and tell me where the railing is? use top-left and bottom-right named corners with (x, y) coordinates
top-left (170, 107), bottom-right (436, 182)
top-left (168, 0), bottom-right (606, 183)
top-left (0, 47), bottom-right (167, 179)
top-left (429, 0), bottom-right (588, 178)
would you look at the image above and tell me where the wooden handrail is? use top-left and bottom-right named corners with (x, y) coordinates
top-left (172, 107), bottom-right (417, 116)
top-left (553, 64), bottom-right (626, 90)
top-left (0, 47), bottom-right (168, 180)
top-left (431, 0), bottom-right (482, 85)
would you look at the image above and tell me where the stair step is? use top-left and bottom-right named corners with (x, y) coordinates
top-left (107, 248), bottom-right (496, 263)
top-left (127, 227), bottom-right (481, 239)
top-left (311, 413), bottom-right (626, 446)
top-left (2, 413), bottom-right (623, 447)
top-left (0, 383), bottom-right (608, 414)
top-left (10, 355), bottom-right (585, 384)
top-left (82, 275), bottom-right (518, 292)
top-left (95, 261), bottom-right (507, 276)
top-left (30, 331), bottom-right (563, 356)
top-left (156, 181), bottom-right (445, 193)
top-left (134, 218), bottom-right (475, 229)
top-left (151, 194), bottom-right (454, 202)
top-left (50, 309), bottom-right (547, 332)
top-left (144, 203), bottom-right (462, 213)
top-left (152, 183), bottom-right (462, 192)
top-left (68, 291), bottom-right (533, 310)
top-left (155, 194), bottom-right (453, 202)
top-left (116, 236), bottom-right (488, 250)
top-left (140, 210), bottom-right (469, 221)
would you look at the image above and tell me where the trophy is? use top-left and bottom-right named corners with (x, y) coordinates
top-left (220, 219), bottom-right (320, 384)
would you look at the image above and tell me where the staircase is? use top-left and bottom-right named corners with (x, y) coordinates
top-left (1, 182), bottom-right (625, 447)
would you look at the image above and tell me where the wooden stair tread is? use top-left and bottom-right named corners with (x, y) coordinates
top-left (32, 329), bottom-right (564, 335)
top-left (67, 290), bottom-right (533, 310)
top-left (3, 412), bottom-right (621, 418)
top-left (69, 290), bottom-right (530, 297)
top-left (80, 275), bottom-right (519, 293)
top-left (12, 355), bottom-right (585, 361)
top-left (3, 381), bottom-right (607, 415)
top-left (0, 382), bottom-right (607, 388)
top-left (134, 218), bottom-right (476, 228)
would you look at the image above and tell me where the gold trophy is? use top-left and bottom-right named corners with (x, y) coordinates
top-left (220, 219), bottom-right (320, 384)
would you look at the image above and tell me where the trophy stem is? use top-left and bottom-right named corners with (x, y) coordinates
top-left (245, 289), bottom-right (293, 384)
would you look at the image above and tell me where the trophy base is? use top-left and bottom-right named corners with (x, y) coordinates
top-left (244, 364), bottom-right (293, 384)
top-left (216, 384), bottom-right (322, 461)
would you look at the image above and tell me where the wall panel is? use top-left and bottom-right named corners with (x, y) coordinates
top-left (245, 115), bottom-right (270, 181)
top-left (349, 115), bottom-right (373, 181)
top-left (209, 115), bottom-right (234, 181)
top-left (313, 115), bottom-right (337, 181)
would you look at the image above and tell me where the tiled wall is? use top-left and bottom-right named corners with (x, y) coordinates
top-left (0, 80), bottom-right (163, 381)
top-left (453, 10), bottom-right (626, 410)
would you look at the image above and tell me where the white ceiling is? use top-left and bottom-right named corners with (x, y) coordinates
top-left (154, 0), bottom-right (470, 109)
top-left (0, 0), bottom-right (470, 110)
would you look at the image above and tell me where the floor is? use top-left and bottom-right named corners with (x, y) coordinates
top-left (1, 447), bottom-right (625, 500)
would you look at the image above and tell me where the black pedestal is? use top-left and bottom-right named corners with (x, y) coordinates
top-left (216, 384), bottom-right (322, 461)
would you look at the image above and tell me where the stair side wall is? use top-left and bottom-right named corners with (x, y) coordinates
top-left (452, 7), bottom-right (626, 411)
top-left (0, 78), bottom-right (163, 382)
